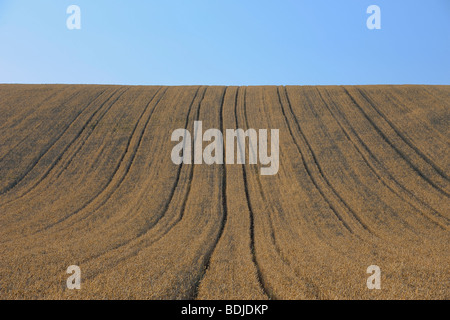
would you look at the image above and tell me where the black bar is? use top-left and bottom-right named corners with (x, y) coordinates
top-left (0, 300), bottom-right (445, 319)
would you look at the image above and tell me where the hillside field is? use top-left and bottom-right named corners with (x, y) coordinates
top-left (0, 84), bottom-right (448, 299)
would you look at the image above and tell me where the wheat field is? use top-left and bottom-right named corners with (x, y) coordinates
top-left (0, 84), bottom-right (448, 299)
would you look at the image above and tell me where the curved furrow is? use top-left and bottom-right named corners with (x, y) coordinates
top-left (0, 88), bottom-right (128, 221)
top-left (0, 86), bottom-right (120, 202)
top-left (346, 87), bottom-right (449, 196)
top-left (189, 87), bottom-right (231, 299)
top-left (277, 87), bottom-right (367, 235)
top-left (0, 88), bottom-right (113, 207)
top-left (362, 87), bottom-right (449, 175)
top-left (31, 87), bottom-right (165, 234)
top-left (0, 87), bottom-right (87, 195)
top-left (243, 88), bottom-right (278, 300)
top-left (0, 88), bottom-right (135, 241)
top-left (248, 87), bottom-right (323, 299)
top-left (316, 87), bottom-right (448, 229)
top-left (123, 86), bottom-right (208, 247)
top-left (256, 86), bottom-right (419, 298)
top-left (195, 87), bottom-right (269, 300)
top-left (241, 87), bottom-right (310, 299)
top-left (49, 88), bottom-right (132, 184)
top-left (259, 87), bottom-right (355, 299)
top-left (51, 95), bottom-right (124, 181)
top-left (127, 87), bottom-right (203, 238)
top-left (81, 87), bottom-right (219, 299)
top-left (1, 85), bottom-right (448, 300)
top-left (194, 87), bottom-right (271, 300)
top-left (255, 86), bottom-right (364, 299)
top-left (73, 87), bottom-right (205, 271)
top-left (250, 160), bottom-right (324, 299)
top-left (291, 87), bottom-right (380, 235)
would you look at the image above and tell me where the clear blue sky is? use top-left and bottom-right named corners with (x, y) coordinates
top-left (0, 0), bottom-right (449, 85)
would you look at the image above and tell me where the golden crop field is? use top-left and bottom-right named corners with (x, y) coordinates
top-left (0, 84), bottom-right (448, 299)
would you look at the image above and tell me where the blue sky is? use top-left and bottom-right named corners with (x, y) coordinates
top-left (0, 0), bottom-right (449, 85)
